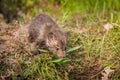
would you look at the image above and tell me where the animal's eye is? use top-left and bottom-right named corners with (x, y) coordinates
top-left (56, 48), bottom-right (59, 50)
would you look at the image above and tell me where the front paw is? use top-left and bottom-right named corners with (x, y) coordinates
top-left (32, 50), bottom-right (41, 55)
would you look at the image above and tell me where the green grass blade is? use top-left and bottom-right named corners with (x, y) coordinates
top-left (51, 58), bottom-right (71, 64)
top-left (66, 46), bottom-right (82, 53)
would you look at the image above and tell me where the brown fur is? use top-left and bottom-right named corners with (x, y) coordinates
top-left (28, 14), bottom-right (67, 58)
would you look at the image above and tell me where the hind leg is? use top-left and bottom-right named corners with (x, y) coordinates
top-left (32, 49), bottom-right (40, 55)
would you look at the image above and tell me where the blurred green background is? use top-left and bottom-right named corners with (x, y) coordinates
top-left (0, 0), bottom-right (120, 23)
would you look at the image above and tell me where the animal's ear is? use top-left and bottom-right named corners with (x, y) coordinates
top-left (46, 32), bottom-right (57, 46)
top-left (47, 32), bottom-right (56, 41)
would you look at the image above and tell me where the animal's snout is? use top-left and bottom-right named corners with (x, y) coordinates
top-left (57, 51), bottom-right (66, 58)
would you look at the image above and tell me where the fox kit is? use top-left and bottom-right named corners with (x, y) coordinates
top-left (28, 14), bottom-right (67, 58)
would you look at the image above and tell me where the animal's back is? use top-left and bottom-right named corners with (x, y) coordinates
top-left (28, 14), bottom-right (58, 42)
top-left (31, 14), bottom-right (56, 25)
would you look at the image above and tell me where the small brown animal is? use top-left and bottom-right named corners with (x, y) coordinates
top-left (28, 14), bottom-right (67, 58)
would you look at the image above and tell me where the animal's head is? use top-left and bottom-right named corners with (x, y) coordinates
top-left (46, 31), bottom-right (67, 58)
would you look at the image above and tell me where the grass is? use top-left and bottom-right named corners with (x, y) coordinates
top-left (0, 0), bottom-right (120, 80)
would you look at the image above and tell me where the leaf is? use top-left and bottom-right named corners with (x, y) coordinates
top-left (66, 46), bottom-right (82, 53)
top-left (101, 67), bottom-right (114, 80)
top-left (51, 58), bottom-right (71, 64)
